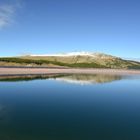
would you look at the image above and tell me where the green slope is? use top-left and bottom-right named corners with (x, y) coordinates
top-left (0, 53), bottom-right (140, 69)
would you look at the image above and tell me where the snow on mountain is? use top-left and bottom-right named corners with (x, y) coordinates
top-left (30, 52), bottom-right (94, 57)
top-left (29, 52), bottom-right (115, 58)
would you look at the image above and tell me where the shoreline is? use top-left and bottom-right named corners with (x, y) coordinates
top-left (0, 68), bottom-right (140, 76)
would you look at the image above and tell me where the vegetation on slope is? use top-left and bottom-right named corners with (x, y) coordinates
top-left (0, 54), bottom-right (140, 69)
top-left (0, 57), bottom-right (106, 68)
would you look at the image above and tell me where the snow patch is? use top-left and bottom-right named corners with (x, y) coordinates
top-left (29, 52), bottom-right (104, 57)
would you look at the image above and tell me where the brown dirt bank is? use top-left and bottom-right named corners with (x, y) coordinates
top-left (0, 68), bottom-right (140, 76)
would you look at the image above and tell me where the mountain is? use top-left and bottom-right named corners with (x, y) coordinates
top-left (0, 52), bottom-right (140, 69)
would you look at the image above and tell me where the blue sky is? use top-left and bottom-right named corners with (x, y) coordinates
top-left (0, 0), bottom-right (140, 58)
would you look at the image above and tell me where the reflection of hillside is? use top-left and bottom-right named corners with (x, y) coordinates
top-left (0, 74), bottom-right (123, 84)
top-left (0, 74), bottom-right (67, 82)
top-left (53, 74), bottom-right (123, 85)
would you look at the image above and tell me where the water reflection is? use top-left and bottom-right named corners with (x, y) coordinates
top-left (52, 74), bottom-right (124, 85)
top-left (0, 74), bottom-right (63, 82)
top-left (0, 74), bottom-right (125, 84)
top-left (0, 74), bottom-right (140, 140)
top-left (0, 104), bottom-right (9, 124)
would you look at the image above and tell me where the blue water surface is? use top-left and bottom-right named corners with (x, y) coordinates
top-left (0, 74), bottom-right (140, 140)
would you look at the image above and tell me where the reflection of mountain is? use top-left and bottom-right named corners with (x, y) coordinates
top-left (0, 74), bottom-right (66, 82)
top-left (53, 74), bottom-right (123, 85)
top-left (0, 74), bottom-right (124, 84)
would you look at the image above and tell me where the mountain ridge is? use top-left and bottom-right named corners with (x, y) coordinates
top-left (0, 52), bottom-right (140, 69)
top-left (27, 52), bottom-right (119, 59)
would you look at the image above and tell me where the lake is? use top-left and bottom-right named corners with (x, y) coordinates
top-left (0, 74), bottom-right (140, 140)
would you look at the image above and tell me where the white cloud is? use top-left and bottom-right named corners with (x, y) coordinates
top-left (0, 1), bottom-right (21, 29)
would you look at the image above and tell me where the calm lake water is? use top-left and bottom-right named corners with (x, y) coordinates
top-left (0, 74), bottom-right (140, 140)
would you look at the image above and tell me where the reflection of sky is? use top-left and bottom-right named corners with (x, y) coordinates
top-left (0, 75), bottom-right (140, 139)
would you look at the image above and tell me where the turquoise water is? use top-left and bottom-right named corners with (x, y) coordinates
top-left (0, 74), bottom-right (140, 140)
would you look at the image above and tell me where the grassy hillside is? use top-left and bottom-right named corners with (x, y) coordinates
top-left (0, 53), bottom-right (140, 69)
top-left (0, 57), bottom-right (106, 68)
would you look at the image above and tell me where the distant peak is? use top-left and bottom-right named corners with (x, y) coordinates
top-left (29, 51), bottom-right (115, 58)
top-left (30, 51), bottom-right (118, 59)
top-left (60, 52), bottom-right (95, 56)
top-left (30, 51), bottom-right (92, 57)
